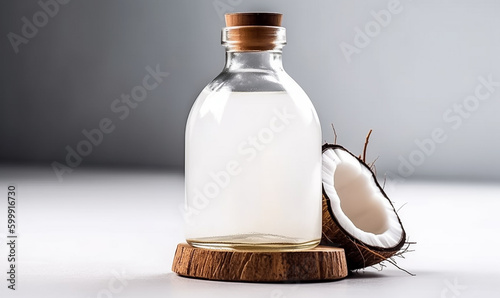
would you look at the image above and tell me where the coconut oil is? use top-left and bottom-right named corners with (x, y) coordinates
top-left (184, 13), bottom-right (322, 250)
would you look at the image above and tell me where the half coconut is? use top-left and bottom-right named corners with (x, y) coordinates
top-left (321, 143), bottom-right (406, 270)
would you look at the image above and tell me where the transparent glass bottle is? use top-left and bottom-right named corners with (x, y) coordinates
top-left (184, 13), bottom-right (322, 250)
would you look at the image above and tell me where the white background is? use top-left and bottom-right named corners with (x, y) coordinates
top-left (0, 167), bottom-right (499, 297)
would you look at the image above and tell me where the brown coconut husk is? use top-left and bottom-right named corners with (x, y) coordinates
top-left (321, 130), bottom-right (411, 272)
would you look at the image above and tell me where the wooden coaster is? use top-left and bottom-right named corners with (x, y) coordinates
top-left (171, 243), bottom-right (348, 282)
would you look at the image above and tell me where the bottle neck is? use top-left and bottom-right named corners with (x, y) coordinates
top-left (224, 51), bottom-right (284, 72)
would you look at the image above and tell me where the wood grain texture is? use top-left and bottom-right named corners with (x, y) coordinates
top-left (171, 243), bottom-right (348, 282)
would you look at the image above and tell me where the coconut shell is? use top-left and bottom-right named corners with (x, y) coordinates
top-left (321, 143), bottom-right (407, 270)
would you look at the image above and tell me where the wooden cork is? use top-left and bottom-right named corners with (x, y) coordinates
top-left (172, 243), bottom-right (348, 282)
top-left (223, 13), bottom-right (285, 51)
top-left (225, 13), bottom-right (282, 27)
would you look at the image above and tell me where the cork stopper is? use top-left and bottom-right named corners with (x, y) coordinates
top-left (222, 12), bottom-right (286, 52)
top-left (225, 13), bottom-right (282, 27)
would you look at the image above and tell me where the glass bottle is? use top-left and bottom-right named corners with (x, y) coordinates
top-left (184, 13), bottom-right (322, 250)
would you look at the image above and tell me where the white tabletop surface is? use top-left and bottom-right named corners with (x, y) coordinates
top-left (0, 165), bottom-right (498, 297)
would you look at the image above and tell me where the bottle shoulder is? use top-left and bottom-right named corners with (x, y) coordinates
top-left (186, 69), bottom-right (320, 130)
top-left (206, 69), bottom-right (302, 93)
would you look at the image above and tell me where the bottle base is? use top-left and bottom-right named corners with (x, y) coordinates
top-left (186, 234), bottom-right (320, 251)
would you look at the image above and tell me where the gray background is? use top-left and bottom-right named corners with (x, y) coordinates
top-left (1, 0), bottom-right (499, 180)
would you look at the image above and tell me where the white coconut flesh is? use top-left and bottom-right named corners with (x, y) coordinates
top-left (322, 147), bottom-right (404, 249)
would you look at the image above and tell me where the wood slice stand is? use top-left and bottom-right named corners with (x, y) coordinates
top-left (172, 243), bottom-right (348, 282)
